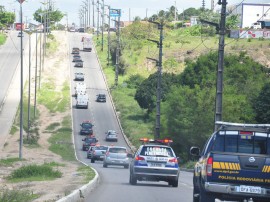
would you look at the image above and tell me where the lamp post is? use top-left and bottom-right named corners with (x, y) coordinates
top-left (101, 0), bottom-right (104, 51)
top-left (18, 0), bottom-right (24, 160)
top-left (82, 0), bottom-right (88, 29)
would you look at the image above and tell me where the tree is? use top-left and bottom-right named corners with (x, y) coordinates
top-left (135, 72), bottom-right (180, 113)
top-left (0, 6), bottom-right (15, 29)
top-left (33, 8), bottom-right (64, 24)
top-left (253, 83), bottom-right (270, 123)
top-left (226, 14), bottom-right (239, 30)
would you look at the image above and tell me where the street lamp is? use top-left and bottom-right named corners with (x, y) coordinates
top-left (17, 0), bottom-right (25, 160)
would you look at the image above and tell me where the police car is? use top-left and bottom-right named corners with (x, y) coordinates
top-left (190, 121), bottom-right (270, 202)
top-left (129, 138), bottom-right (180, 187)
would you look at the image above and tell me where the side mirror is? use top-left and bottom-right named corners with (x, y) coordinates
top-left (190, 146), bottom-right (200, 156)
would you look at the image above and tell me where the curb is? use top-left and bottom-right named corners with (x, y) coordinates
top-left (56, 168), bottom-right (99, 202)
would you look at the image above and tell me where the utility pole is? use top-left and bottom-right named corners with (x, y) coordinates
top-left (34, 29), bottom-right (38, 118)
top-left (111, 9), bottom-right (121, 86)
top-left (97, 0), bottom-right (100, 38)
top-left (214, 0), bottom-right (227, 131)
top-left (107, 5), bottom-right (111, 65)
top-left (27, 31), bottom-right (32, 141)
top-left (101, 0), bottom-right (104, 51)
top-left (18, 0), bottom-right (24, 160)
top-left (147, 20), bottom-right (164, 139)
top-left (92, 0), bottom-right (95, 28)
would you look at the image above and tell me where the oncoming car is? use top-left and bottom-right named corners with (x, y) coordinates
top-left (129, 138), bottom-right (180, 187)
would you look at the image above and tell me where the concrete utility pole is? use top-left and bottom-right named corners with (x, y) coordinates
top-left (147, 20), bottom-right (164, 139)
top-left (92, 0), bottom-right (95, 28)
top-left (214, 0), bottom-right (227, 131)
top-left (27, 31), bottom-right (32, 141)
top-left (116, 12), bottom-right (121, 86)
top-left (101, 0), bottom-right (104, 51)
top-left (19, 0), bottom-right (24, 159)
top-left (97, 0), bottom-right (100, 38)
top-left (107, 5), bottom-right (111, 65)
top-left (34, 29), bottom-right (38, 118)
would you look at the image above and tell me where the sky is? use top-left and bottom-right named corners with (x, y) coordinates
top-left (1, 0), bottom-right (270, 27)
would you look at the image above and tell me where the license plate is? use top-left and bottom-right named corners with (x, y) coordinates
top-left (150, 163), bottom-right (163, 167)
top-left (238, 185), bottom-right (261, 194)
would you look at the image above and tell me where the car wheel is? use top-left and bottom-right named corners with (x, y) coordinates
top-left (199, 183), bottom-right (215, 202)
top-left (171, 179), bottom-right (178, 187)
top-left (103, 163), bottom-right (107, 168)
top-left (91, 159), bottom-right (95, 163)
top-left (129, 173), bottom-right (137, 185)
top-left (124, 165), bottom-right (129, 169)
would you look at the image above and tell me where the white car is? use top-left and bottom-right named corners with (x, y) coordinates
top-left (74, 72), bottom-right (84, 81)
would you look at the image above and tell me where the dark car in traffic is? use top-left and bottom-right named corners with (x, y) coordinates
top-left (87, 145), bottom-right (108, 163)
top-left (80, 121), bottom-right (94, 135)
top-left (82, 137), bottom-right (98, 151)
top-left (96, 94), bottom-right (106, 102)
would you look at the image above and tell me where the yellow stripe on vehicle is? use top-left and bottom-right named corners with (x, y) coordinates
top-left (236, 163), bottom-right (241, 170)
top-left (213, 162), bottom-right (221, 169)
top-left (228, 163), bottom-right (233, 170)
top-left (225, 162), bottom-right (230, 170)
top-left (267, 166), bottom-right (270, 173)
top-left (262, 166), bottom-right (267, 172)
top-left (231, 163), bottom-right (236, 170)
top-left (220, 162), bottom-right (225, 169)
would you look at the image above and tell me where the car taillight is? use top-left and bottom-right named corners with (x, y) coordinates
top-left (106, 151), bottom-right (109, 156)
top-left (168, 158), bottom-right (178, 163)
top-left (135, 155), bottom-right (145, 161)
top-left (206, 157), bottom-right (213, 176)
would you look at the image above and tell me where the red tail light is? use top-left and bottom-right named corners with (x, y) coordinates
top-left (135, 155), bottom-right (145, 161)
top-left (168, 158), bottom-right (178, 163)
top-left (106, 151), bottom-right (109, 156)
top-left (206, 157), bottom-right (213, 176)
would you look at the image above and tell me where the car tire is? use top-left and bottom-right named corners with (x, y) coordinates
top-left (103, 163), bottom-right (107, 168)
top-left (91, 159), bottom-right (95, 163)
top-left (124, 165), bottom-right (129, 169)
top-left (170, 179), bottom-right (178, 187)
top-left (199, 183), bottom-right (215, 202)
top-left (129, 173), bottom-right (137, 185)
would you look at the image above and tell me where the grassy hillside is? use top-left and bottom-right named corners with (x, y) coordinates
top-left (94, 22), bottom-right (270, 151)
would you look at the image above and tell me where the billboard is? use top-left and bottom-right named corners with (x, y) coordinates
top-left (110, 9), bottom-right (121, 17)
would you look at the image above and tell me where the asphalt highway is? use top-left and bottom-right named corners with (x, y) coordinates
top-left (68, 32), bottom-right (194, 202)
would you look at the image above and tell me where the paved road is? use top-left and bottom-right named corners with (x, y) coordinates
top-left (0, 30), bottom-right (31, 148)
top-left (68, 32), bottom-right (194, 202)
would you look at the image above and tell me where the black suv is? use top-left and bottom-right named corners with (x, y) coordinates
top-left (96, 94), bottom-right (106, 102)
top-left (80, 121), bottom-right (94, 135)
top-left (82, 137), bottom-right (98, 151)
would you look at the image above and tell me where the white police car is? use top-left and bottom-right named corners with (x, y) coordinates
top-left (129, 138), bottom-right (180, 187)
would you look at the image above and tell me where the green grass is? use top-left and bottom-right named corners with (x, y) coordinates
top-left (48, 116), bottom-right (75, 161)
top-left (45, 122), bottom-right (61, 131)
top-left (46, 33), bottom-right (59, 54)
top-left (38, 81), bottom-right (70, 113)
top-left (0, 158), bottom-right (23, 166)
top-left (0, 187), bottom-right (39, 202)
top-left (7, 164), bottom-right (62, 182)
top-left (77, 166), bottom-right (96, 183)
top-left (0, 33), bottom-right (7, 45)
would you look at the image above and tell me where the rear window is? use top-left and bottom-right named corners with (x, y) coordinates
top-left (140, 146), bottom-right (174, 157)
top-left (109, 147), bottom-right (126, 153)
top-left (211, 130), bottom-right (270, 154)
top-left (95, 146), bottom-right (108, 150)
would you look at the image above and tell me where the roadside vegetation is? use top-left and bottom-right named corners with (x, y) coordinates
top-left (94, 20), bottom-right (270, 163)
top-left (0, 33), bottom-right (6, 45)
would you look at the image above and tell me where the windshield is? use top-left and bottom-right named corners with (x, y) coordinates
top-left (140, 146), bottom-right (174, 157)
top-left (85, 138), bottom-right (96, 143)
top-left (109, 147), bottom-right (126, 153)
top-left (82, 123), bottom-right (92, 128)
top-left (211, 130), bottom-right (270, 154)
